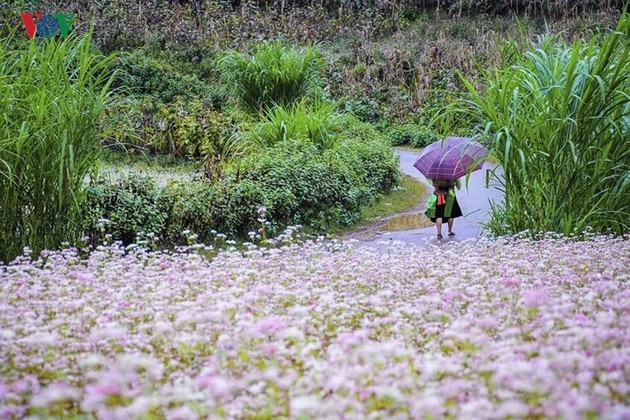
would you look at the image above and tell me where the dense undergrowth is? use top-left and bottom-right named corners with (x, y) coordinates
top-left (82, 36), bottom-right (402, 251)
top-left (0, 2), bottom-right (627, 261)
top-left (83, 132), bottom-right (399, 247)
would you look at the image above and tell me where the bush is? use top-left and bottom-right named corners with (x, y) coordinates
top-left (82, 175), bottom-right (169, 245)
top-left (334, 126), bottom-right (402, 197)
top-left (333, 115), bottom-right (388, 143)
top-left (83, 172), bottom-right (265, 246)
top-left (158, 179), bottom-right (220, 244)
top-left (237, 141), bottom-right (359, 230)
top-left (220, 39), bottom-right (324, 114)
top-left (101, 98), bottom-right (239, 167)
top-left (113, 50), bottom-right (225, 106)
top-left (155, 100), bottom-right (236, 158)
top-left (160, 176), bottom-right (268, 243)
top-left (82, 133), bottom-right (400, 244)
top-left (387, 123), bottom-right (440, 147)
top-left (344, 97), bottom-right (383, 122)
top-left (241, 134), bottom-right (400, 230)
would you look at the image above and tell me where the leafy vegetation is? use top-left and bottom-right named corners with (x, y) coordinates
top-left (386, 123), bottom-right (439, 148)
top-left (2, 1), bottom-right (622, 126)
top-left (82, 175), bottom-right (168, 245)
top-left (220, 40), bottom-right (324, 114)
top-left (0, 30), bottom-right (116, 263)
top-left (83, 129), bottom-right (400, 246)
top-left (101, 50), bottom-right (231, 160)
top-left (454, 12), bottom-right (630, 236)
top-left (237, 100), bottom-right (340, 150)
top-left (112, 50), bottom-right (224, 104)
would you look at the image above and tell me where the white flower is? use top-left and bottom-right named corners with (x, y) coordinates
top-left (290, 395), bottom-right (320, 415)
top-left (31, 384), bottom-right (80, 408)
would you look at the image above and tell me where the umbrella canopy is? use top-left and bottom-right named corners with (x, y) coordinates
top-left (413, 137), bottom-right (489, 180)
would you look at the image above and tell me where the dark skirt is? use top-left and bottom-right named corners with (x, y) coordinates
top-left (429, 195), bottom-right (463, 223)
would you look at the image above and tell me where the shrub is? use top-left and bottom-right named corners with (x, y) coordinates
top-left (387, 123), bottom-right (440, 147)
top-left (83, 132), bottom-right (400, 245)
top-left (333, 131), bottom-right (402, 198)
top-left (333, 115), bottom-right (389, 143)
top-left (237, 141), bottom-right (359, 230)
top-left (220, 39), bottom-right (324, 114)
top-left (158, 101), bottom-right (235, 158)
top-left (241, 114), bottom-right (400, 225)
top-left (343, 96), bottom-right (383, 122)
top-left (0, 30), bottom-right (116, 263)
top-left (113, 50), bottom-right (225, 106)
top-left (82, 175), bottom-right (169, 245)
top-left (102, 98), bottom-right (239, 169)
top-left (239, 133), bottom-right (400, 230)
top-left (158, 179), bottom-right (217, 245)
top-left (84, 175), bottom-right (224, 246)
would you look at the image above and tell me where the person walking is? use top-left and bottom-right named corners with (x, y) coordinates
top-left (425, 179), bottom-right (462, 239)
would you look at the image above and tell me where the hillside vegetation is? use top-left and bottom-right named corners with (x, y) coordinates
top-left (0, 2), bottom-right (627, 262)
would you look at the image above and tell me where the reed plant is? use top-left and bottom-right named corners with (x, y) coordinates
top-left (237, 99), bottom-right (340, 150)
top-left (220, 39), bottom-right (323, 114)
top-left (0, 30), bottom-right (116, 262)
top-left (453, 13), bottom-right (630, 236)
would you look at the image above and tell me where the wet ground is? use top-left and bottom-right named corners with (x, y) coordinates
top-left (381, 212), bottom-right (433, 231)
top-left (349, 147), bottom-right (504, 252)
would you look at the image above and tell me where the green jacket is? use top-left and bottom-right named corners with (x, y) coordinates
top-left (425, 188), bottom-right (456, 219)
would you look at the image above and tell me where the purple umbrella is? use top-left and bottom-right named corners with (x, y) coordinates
top-left (413, 137), bottom-right (489, 180)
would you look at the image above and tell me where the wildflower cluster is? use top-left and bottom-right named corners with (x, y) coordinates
top-left (0, 235), bottom-right (629, 418)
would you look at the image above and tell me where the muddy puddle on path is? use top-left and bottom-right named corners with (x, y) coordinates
top-left (380, 212), bottom-right (434, 231)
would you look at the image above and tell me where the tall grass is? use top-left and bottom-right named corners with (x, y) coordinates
top-left (0, 30), bottom-right (116, 263)
top-left (220, 39), bottom-right (323, 114)
top-left (236, 100), bottom-right (340, 150)
top-left (453, 13), bottom-right (630, 236)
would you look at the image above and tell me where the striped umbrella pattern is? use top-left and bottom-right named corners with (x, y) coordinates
top-left (413, 137), bottom-right (489, 180)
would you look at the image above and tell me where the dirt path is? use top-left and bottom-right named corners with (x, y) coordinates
top-left (340, 185), bottom-right (433, 241)
top-left (344, 147), bottom-right (503, 250)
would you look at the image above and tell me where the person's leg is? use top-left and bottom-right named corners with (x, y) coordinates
top-left (436, 218), bottom-right (443, 239)
top-left (447, 218), bottom-right (455, 236)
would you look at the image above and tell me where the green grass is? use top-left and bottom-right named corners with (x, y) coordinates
top-left (220, 39), bottom-right (324, 114)
top-left (327, 175), bottom-right (427, 235)
top-left (361, 175), bottom-right (427, 219)
top-left (450, 12), bottom-right (630, 236)
top-left (238, 99), bottom-right (341, 150)
top-left (0, 29), bottom-right (116, 263)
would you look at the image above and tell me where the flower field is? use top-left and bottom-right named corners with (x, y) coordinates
top-left (1, 235), bottom-right (629, 418)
